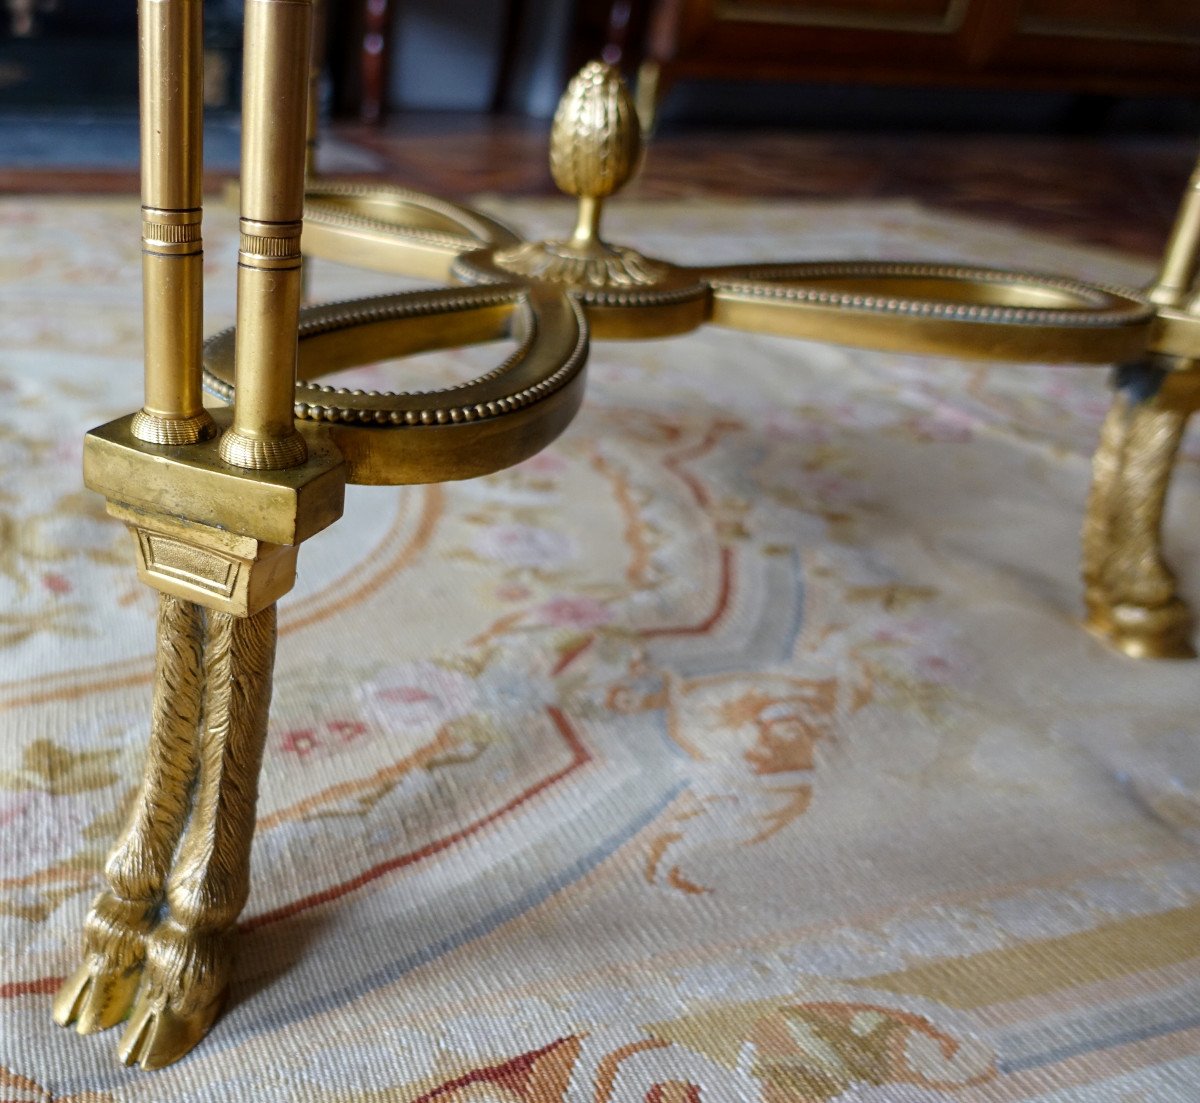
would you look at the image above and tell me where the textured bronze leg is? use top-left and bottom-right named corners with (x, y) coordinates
top-left (118, 604), bottom-right (277, 1070)
top-left (54, 594), bottom-right (206, 1033)
top-left (1084, 367), bottom-right (1195, 659)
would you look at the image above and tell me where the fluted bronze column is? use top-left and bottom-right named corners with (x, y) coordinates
top-left (132, 0), bottom-right (216, 446)
top-left (219, 0), bottom-right (315, 470)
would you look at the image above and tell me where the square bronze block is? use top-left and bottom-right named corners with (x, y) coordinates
top-left (83, 406), bottom-right (346, 548)
top-left (83, 406), bottom-right (346, 615)
top-left (107, 503), bottom-right (299, 616)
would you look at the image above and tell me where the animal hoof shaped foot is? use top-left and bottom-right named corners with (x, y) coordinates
top-left (52, 959), bottom-right (143, 1035)
top-left (117, 988), bottom-right (224, 1070)
top-left (1085, 597), bottom-right (1196, 660)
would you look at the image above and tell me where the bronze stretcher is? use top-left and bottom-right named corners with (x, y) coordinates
top-left (52, 0), bottom-right (1199, 1069)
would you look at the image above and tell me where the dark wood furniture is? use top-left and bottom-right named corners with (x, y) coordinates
top-left (630, 0), bottom-right (1200, 123)
top-left (342, 0), bottom-right (528, 123)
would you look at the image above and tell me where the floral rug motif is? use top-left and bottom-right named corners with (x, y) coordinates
top-left (0, 196), bottom-right (1198, 1101)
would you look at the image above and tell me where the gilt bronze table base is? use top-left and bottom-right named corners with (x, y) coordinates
top-left (50, 0), bottom-right (1199, 1070)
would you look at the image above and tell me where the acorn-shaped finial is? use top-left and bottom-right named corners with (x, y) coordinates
top-left (488, 59), bottom-right (670, 287)
top-left (550, 61), bottom-right (641, 201)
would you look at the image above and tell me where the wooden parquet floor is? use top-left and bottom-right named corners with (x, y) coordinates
top-left (3, 114), bottom-right (1195, 257)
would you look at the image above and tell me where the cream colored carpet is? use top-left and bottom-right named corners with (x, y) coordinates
top-left (0, 195), bottom-right (1198, 1101)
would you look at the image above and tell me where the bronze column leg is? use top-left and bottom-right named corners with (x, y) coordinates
top-left (219, 0), bottom-right (313, 471)
top-left (118, 605), bottom-right (278, 1070)
top-left (132, 0), bottom-right (215, 447)
top-left (53, 595), bottom-right (206, 1033)
top-left (302, 0), bottom-right (326, 301)
top-left (1084, 364), bottom-right (1196, 659)
top-left (1083, 151), bottom-right (1200, 659)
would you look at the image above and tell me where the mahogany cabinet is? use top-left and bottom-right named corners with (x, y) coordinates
top-left (641, 0), bottom-right (1200, 101)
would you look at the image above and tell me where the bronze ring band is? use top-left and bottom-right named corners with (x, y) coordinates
top-left (203, 284), bottom-right (588, 486)
top-left (302, 183), bottom-right (522, 281)
top-left (705, 262), bottom-right (1154, 364)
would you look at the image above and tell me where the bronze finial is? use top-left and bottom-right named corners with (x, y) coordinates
top-left (549, 59), bottom-right (641, 249)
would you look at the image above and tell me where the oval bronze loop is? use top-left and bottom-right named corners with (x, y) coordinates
top-left (203, 284), bottom-right (588, 486)
top-left (302, 183), bottom-right (522, 281)
top-left (705, 262), bottom-right (1153, 364)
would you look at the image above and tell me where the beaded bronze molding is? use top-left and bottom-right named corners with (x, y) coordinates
top-left (705, 262), bottom-right (1153, 328)
top-left (202, 285), bottom-right (589, 468)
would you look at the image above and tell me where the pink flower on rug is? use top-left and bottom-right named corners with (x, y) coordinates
top-left (537, 595), bottom-right (612, 629)
top-left (277, 720), bottom-right (367, 761)
top-left (364, 661), bottom-right (478, 731)
top-left (0, 791), bottom-right (93, 870)
top-left (41, 572), bottom-right (72, 595)
top-left (797, 470), bottom-right (861, 507)
top-left (278, 728), bottom-right (320, 760)
top-left (911, 401), bottom-right (981, 443)
top-left (916, 653), bottom-right (962, 684)
top-left (881, 617), bottom-right (972, 686)
top-left (519, 450), bottom-right (568, 476)
top-left (472, 524), bottom-right (577, 569)
top-left (764, 412), bottom-right (831, 445)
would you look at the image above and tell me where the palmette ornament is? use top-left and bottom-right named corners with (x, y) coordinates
top-left (53, 34), bottom-right (1199, 1072)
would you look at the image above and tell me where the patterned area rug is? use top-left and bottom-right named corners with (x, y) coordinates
top-left (0, 195), bottom-right (1198, 1101)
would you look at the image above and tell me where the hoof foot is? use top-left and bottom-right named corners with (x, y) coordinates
top-left (53, 891), bottom-right (152, 1034)
top-left (1085, 597), bottom-right (1196, 660)
top-left (117, 988), bottom-right (224, 1070)
top-left (116, 920), bottom-right (232, 1067)
top-left (52, 959), bottom-right (143, 1034)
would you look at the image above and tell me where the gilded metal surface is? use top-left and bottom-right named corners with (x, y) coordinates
top-left (473, 61), bottom-right (715, 323)
top-left (297, 65), bottom-right (1198, 664)
top-left (120, 603), bottom-right (277, 1069)
top-left (57, 597), bottom-right (278, 1071)
top-left (550, 61), bottom-right (641, 201)
top-left (1147, 159), bottom-right (1200, 307)
top-left (53, 594), bottom-right (205, 1037)
top-left (1150, 305), bottom-right (1200, 359)
top-left (84, 406), bottom-right (345, 550)
top-left (705, 262), bottom-right (1154, 363)
top-left (114, 505), bottom-right (301, 618)
top-left (297, 64), bottom-right (1159, 363)
top-left (1083, 378), bottom-right (1195, 659)
top-left (490, 238), bottom-right (668, 288)
top-left (303, 181), bottom-right (522, 280)
top-left (133, 0), bottom-right (215, 446)
top-left (1081, 154), bottom-right (1200, 659)
top-left (634, 59), bottom-right (661, 135)
top-left (58, 0), bottom-right (334, 1069)
top-left (452, 248), bottom-right (710, 340)
top-left (203, 285), bottom-right (590, 485)
top-left (219, 0), bottom-right (314, 471)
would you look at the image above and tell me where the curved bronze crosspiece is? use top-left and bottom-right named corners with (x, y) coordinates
top-left (295, 61), bottom-right (1199, 659)
top-left (204, 284), bottom-right (589, 486)
top-left (57, 37), bottom-right (1199, 1071)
